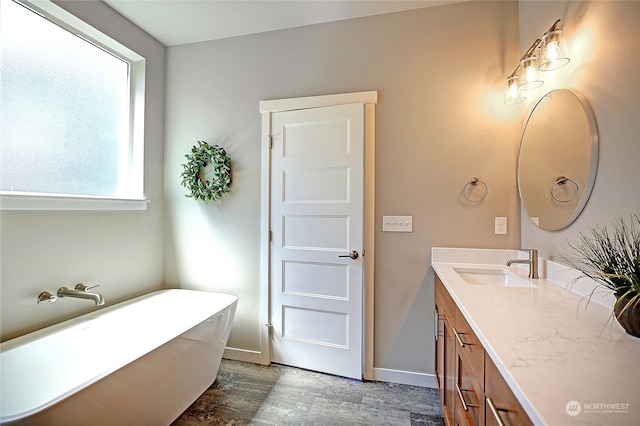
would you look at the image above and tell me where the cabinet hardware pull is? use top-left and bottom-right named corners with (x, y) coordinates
top-left (452, 327), bottom-right (466, 348)
top-left (486, 397), bottom-right (506, 426)
top-left (455, 383), bottom-right (478, 411)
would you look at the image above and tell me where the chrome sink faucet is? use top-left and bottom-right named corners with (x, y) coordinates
top-left (506, 249), bottom-right (539, 279)
top-left (57, 284), bottom-right (105, 306)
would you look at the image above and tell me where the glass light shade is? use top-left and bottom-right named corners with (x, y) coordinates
top-left (504, 74), bottom-right (525, 105)
top-left (518, 55), bottom-right (544, 90)
top-left (539, 30), bottom-right (570, 71)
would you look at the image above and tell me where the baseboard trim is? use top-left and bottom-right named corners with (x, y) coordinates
top-left (223, 349), bottom-right (438, 389)
top-left (223, 347), bottom-right (267, 365)
top-left (373, 367), bottom-right (438, 388)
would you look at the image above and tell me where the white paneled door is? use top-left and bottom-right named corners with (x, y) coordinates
top-left (269, 103), bottom-right (364, 379)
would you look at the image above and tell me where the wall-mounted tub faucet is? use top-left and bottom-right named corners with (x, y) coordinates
top-left (57, 284), bottom-right (105, 306)
top-left (506, 249), bottom-right (539, 279)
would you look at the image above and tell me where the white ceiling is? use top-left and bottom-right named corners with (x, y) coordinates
top-left (103, 0), bottom-right (463, 47)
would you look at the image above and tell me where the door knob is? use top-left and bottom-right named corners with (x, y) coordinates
top-left (338, 250), bottom-right (359, 260)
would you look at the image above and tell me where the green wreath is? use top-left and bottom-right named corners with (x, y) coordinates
top-left (180, 141), bottom-right (232, 201)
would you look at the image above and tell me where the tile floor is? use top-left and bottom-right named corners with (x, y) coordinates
top-left (172, 359), bottom-right (445, 426)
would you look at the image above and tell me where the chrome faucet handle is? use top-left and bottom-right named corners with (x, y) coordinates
top-left (74, 283), bottom-right (100, 292)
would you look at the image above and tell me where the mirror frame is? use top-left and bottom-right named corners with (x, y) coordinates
top-left (517, 88), bottom-right (599, 231)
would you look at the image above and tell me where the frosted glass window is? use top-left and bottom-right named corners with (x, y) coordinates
top-left (0, 0), bottom-right (136, 198)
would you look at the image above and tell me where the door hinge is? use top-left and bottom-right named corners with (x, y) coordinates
top-left (269, 230), bottom-right (272, 242)
top-left (267, 134), bottom-right (273, 149)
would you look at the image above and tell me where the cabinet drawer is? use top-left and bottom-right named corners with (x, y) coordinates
top-left (456, 350), bottom-right (484, 426)
top-left (485, 355), bottom-right (533, 426)
top-left (453, 308), bottom-right (484, 382)
top-left (435, 274), bottom-right (456, 321)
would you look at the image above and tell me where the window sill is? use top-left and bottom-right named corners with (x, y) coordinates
top-left (0, 192), bottom-right (149, 211)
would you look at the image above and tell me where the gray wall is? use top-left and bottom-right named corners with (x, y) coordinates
top-left (518, 1), bottom-right (640, 258)
top-left (0, 0), bottom-right (166, 341)
top-left (164, 1), bottom-right (521, 378)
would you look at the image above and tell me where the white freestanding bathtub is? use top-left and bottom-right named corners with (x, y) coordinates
top-left (0, 289), bottom-right (237, 425)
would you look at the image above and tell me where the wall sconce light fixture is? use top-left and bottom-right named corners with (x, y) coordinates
top-left (539, 23), bottom-right (571, 71)
top-left (504, 19), bottom-right (570, 105)
top-left (504, 74), bottom-right (525, 105)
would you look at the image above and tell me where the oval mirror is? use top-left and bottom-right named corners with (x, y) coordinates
top-left (518, 89), bottom-right (598, 231)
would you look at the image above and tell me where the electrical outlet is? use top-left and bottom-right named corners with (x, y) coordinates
top-left (383, 216), bottom-right (412, 232)
top-left (495, 217), bottom-right (507, 235)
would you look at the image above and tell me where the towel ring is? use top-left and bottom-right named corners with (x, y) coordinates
top-left (463, 177), bottom-right (488, 203)
top-left (551, 176), bottom-right (579, 203)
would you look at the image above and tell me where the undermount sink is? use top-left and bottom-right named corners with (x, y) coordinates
top-left (453, 267), bottom-right (536, 288)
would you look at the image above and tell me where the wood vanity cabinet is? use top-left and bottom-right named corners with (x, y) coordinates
top-left (435, 274), bottom-right (532, 426)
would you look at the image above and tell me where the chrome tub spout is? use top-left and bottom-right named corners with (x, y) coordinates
top-left (57, 284), bottom-right (105, 306)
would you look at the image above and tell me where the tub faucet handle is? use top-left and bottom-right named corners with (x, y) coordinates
top-left (75, 283), bottom-right (99, 292)
top-left (37, 291), bottom-right (58, 304)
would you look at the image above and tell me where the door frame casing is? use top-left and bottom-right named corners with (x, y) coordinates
top-left (258, 91), bottom-right (377, 379)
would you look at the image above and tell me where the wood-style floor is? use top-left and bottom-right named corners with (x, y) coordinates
top-left (172, 359), bottom-right (445, 426)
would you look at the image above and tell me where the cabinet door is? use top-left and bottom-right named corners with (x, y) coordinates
top-left (454, 309), bottom-right (484, 382)
top-left (435, 304), bottom-right (445, 390)
top-left (485, 355), bottom-right (533, 426)
top-left (436, 304), bottom-right (456, 426)
top-left (444, 313), bottom-right (456, 425)
top-left (455, 351), bottom-right (483, 426)
top-left (454, 391), bottom-right (471, 426)
top-left (453, 310), bottom-right (484, 426)
top-left (435, 275), bottom-right (456, 425)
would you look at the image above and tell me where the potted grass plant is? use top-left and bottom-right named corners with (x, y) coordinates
top-left (562, 214), bottom-right (640, 337)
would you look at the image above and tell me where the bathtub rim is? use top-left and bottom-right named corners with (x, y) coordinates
top-left (1, 289), bottom-right (237, 350)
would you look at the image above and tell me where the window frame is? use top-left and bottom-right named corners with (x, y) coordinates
top-left (0, 0), bottom-right (148, 211)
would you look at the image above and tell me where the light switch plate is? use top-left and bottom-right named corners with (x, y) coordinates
top-left (383, 216), bottom-right (412, 232)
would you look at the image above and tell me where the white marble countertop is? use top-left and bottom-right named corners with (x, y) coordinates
top-left (432, 247), bottom-right (640, 426)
